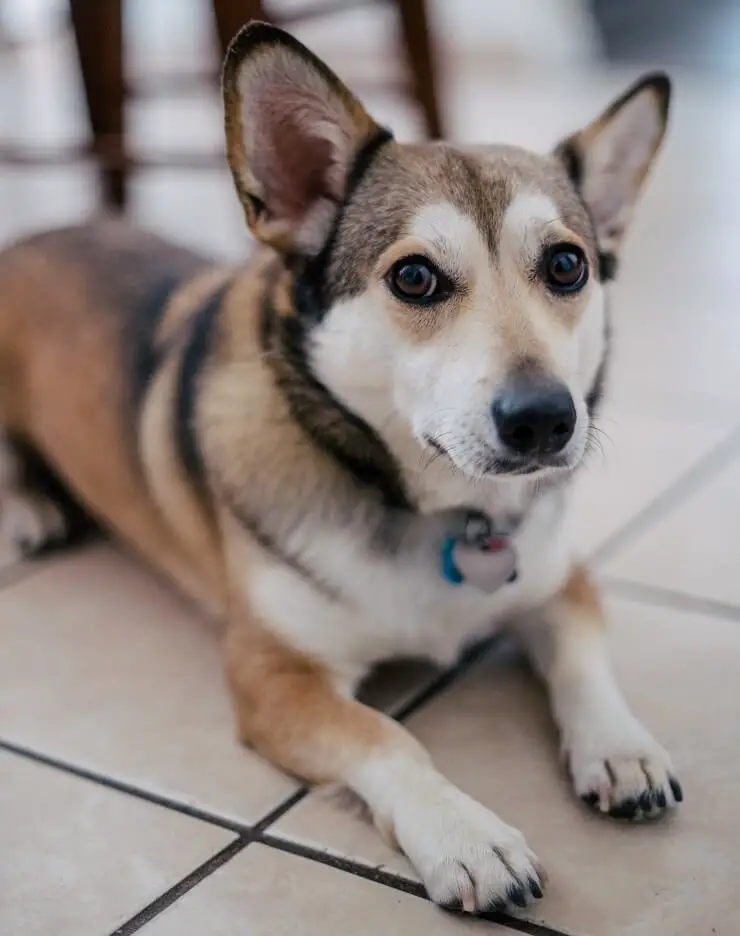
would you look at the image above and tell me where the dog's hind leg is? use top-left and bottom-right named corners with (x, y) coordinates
top-left (0, 431), bottom-right (95, 560)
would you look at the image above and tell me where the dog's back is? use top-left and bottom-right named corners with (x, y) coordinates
top-left (0, 217), bottom-right (233, 608)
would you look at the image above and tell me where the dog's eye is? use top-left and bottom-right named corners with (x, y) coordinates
top-left (387, 256), bottom-right (451, 304)
top-left (542, 244), bottom-right (588, 294)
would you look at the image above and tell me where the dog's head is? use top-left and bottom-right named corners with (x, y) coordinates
top-left (223, 23), bottom-right (670, 482)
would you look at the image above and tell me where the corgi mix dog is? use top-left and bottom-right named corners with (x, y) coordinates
top-left (0, 22), bottom-right (680, 915)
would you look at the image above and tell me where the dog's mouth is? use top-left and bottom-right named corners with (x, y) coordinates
top-left (486, 454), bottom-right (574, 477)
top-left (423, 435), bottom-right (579, 479)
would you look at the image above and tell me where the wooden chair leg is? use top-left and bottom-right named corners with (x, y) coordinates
top-left (212, 0), bottom-right (269, 56)
top-left (396, 0), bottom-right (443, 139)
top-left (70, 0), bottom-right (126, 209)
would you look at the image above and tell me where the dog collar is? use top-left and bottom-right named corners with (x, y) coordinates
top-left (442, 535), bottom-right (518, 593)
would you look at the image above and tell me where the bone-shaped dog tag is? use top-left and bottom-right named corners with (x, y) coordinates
top-left (451, 537), bottom-right (518, 593)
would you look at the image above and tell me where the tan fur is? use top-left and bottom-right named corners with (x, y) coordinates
top-left (224, 595), bottom-right (415, 785)
top-left (559, 563), bottom-right (603, 620)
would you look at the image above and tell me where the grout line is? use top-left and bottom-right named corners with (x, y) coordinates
top-left (2, 732), bottom-right (575, 935)
top-left (252, 787), bottom-right (309, 833)
top-left (108, 836), bottom-right (251, 936)
top-left (0, 646), bottom-right (571, 935)
top-left (590, 425), bottom-right (740, 566)
top-left (602, 575), bottom-right (740, 623)
top-left (0, 639), bottom-right (497, 841)
top-left (390, 635), bottom-right (498, 722)
top-left (0, 738), bottom-right (251, 835)
top-left (259, 831), bottom-right (426, 896)
top-left (258, 832), bottom-right (574, 936)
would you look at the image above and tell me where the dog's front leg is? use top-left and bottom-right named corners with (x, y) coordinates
top-left (513, 565), bottom-right (683, 819)
top-left (225, 605), bottom-right (546, 914)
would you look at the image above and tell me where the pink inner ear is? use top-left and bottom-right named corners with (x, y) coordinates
top-left (256, 116), bottom-right (335, 223)
top-left (249, 81), bottom-right (342, 225)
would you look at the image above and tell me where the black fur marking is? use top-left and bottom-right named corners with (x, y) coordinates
top-left (129, 272), bottom-right (197, 410)
top-left (598, 251), bottom-right (618, 282)
top-left (586, 294), bottom-right (612, 416)
top-left (263, 305), bottom-right (411, 510)
top-left (7, 434), bottom-right (98, 554)
top-left (289, 126), bottom-right (394, 325)
top-left (586, 359), bottom-right (607, 415)
top-left (557, 143), bottom-right (613, 411)
top-left (558, 139), bottom-right (583, 190)
top-left (175, 280), bottom-right (232, 490)
top-left (557, 140), bottom-right (620, 284)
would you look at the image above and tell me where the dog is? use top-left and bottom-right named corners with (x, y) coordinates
top-left (0, 22), bottom-right (680, 915)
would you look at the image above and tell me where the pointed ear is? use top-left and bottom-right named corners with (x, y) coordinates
top-left (222, 22), bottom-right (390, 255)
top-left (555, 73), bottom-right (671, 268)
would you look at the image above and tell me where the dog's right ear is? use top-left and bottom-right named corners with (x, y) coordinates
top-left (554, 73), bottom-right (671, 274)
top-left (222, 22), bottom-right (389, 256)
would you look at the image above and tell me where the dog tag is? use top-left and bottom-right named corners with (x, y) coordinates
top-left (442, 536), bottom-right (518, 594)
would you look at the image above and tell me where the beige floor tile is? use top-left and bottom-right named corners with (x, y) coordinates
top-left (276, 597), bottom-right (740, 936)
top-left (0, 749), bottom-right (233, 936)
top-left (0, 543), bottom-right (299, 823)
top-left (0, 542), bottom-right (438, 825)
top-left (569, 402), bottom-right (731, 557)
top-left (143, 842), bottom-right (508, 936)
top-left (603, 446), bottom-right (740, 606)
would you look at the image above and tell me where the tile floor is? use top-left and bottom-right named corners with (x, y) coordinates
top-left (2, 4), bottom-right (740, 935)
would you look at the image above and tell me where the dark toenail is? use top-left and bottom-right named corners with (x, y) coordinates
top-left (669, 777), bottom-right (684, 803)
top-left (507, 885), bottom-right (528, 908)
top-left (581, 791), bottom-right (599, 809)
top-left (609, 798), bottom-right (639, 819)
top-left (639, 791), bottom-right (654, 813)
top-left (656, 789), bottom-right (667, 810)
top-left (528, 877), bottom-right (543, 899)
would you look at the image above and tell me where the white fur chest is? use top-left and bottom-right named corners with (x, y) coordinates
top-left (248, 483), bottom-right (573, 685)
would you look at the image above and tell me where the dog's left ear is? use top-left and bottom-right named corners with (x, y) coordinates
top-left (222, 21), bottom-right (388, 255)
top-left (555, 73), bottom-right (670, 271)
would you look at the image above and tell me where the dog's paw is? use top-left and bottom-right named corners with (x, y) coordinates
top-left (392, 783), bottom-right (545, 914)
top-left (0, 489), bottom-right (69, 559)
top-left (567, 729), bottom-right (683, 820)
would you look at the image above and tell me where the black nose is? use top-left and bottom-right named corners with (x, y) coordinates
top-left (493, 377), bottom-right (576, 458)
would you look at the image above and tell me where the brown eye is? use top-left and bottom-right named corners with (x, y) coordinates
top-left (387, 256), bottom-right (451, 304)
top-left (542, 243), bottom-right (588, 293)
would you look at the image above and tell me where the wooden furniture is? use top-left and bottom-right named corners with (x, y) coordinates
top-left (2, 0), bottom-right (443, 210)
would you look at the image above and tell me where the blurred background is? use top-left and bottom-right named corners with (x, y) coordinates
top-left (0, 0), bottom-right (738, 262)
